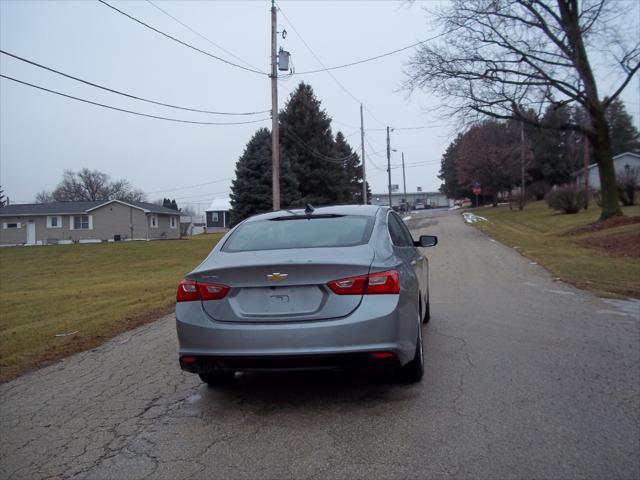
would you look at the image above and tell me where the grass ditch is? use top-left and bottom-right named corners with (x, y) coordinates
top-left (0, 234), bottom-right (222, 383)
top-left (471, 201), bottom-right (640, 299)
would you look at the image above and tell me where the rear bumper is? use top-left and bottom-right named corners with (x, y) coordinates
top-left (176, 295), bottom-right (418, 371)
top-left (179, 352), bottom-right (400, 373)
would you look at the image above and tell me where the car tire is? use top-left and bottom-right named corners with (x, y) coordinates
top-left (398, 319), bottom-right (424, 383)
top-left (199, 372), bottom-right (235, 386)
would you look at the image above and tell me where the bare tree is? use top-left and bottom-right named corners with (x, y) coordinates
top-left (109, 179), bottom-right (146, 203)
top-left (406, 0), bottom-right (639, 220)
top-left (35, 191), bottom-right (54, 203)
top-left (50, 168), bottom-right (147, 202)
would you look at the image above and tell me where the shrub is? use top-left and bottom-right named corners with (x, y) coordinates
top-left (617, 166), bottom-right (639, 206)
top-left (528, 181), bottom-right (551, 201)
top-left (545, 185), bottom-right (587, 214)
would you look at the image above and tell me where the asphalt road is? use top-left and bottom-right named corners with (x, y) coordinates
top-left (1, 209), bottom-right (639, 479)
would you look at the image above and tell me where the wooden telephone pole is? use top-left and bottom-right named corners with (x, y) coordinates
top-left (270, 0), bottom-right (280, 211)
top-left (360, 104), bottom-right (367, 205)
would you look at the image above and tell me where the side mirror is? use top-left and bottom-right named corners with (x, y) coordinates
top-left (414, 235), bottom-right (438, 247)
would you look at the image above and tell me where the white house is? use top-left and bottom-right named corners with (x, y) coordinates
top-left (574, 152), bottom-right (640, 189)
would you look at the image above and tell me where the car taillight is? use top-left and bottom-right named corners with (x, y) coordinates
top-left (197, 282), bottom-right (230, 300)
top-left (327, 270), bottom-right (400, 295)
top-left (365, 270), bottom-right (400, 294)
top-left (176, 280), bottom-right (230, 302)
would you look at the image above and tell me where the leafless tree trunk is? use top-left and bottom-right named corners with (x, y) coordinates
top-left (406, 0), bottom-right (639, 220)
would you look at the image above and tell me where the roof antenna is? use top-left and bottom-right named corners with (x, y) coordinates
top-left (304, 204), bottom-right (315, 215)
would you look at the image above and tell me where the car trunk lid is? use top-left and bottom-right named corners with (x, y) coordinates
top-left (189, 245), bottom-right (374, 323)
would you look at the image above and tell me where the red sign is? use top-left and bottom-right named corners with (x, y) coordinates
top-left (473, 187), bottom-right (481, 195)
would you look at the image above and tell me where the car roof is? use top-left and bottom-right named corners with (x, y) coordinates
top-left (244, 204), bottom-right (384, 223)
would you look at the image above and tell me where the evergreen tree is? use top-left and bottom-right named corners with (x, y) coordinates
top-left (438, 133), bottom-right (470, 199)
top-left (280, 83), bottom-right (350, 205)
top-left (0, 187), bottom-right (6, 208)
top-left (230, 128), bottom-right (299, 225)
top-left (162, 198), bottom-right (171, 209)
top-left (170, 199), bottom-right (178, 211)
top-left (335, 131), bottom-right (369, 204)
top-left (526, 105), bottom-right (582, 186)
top-left (605, 98), bottom-right (640, 155)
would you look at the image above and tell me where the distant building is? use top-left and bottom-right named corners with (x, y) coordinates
top-left (206, 198), bottom-right (231, 232)
top-left (0, 200), bottom-right (180, 246)
top-left (574, 152), bottom-right (640, 189)
top-left (180, 214), bottom-right (206, 236)
top-left (370, 191), bottom-right (450, 209)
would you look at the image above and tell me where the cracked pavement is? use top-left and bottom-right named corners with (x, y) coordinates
top-left (1, 209), bottom-right (639, 479)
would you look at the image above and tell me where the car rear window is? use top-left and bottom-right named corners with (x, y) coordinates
top-left (222, 215), bottom-right (375, 252)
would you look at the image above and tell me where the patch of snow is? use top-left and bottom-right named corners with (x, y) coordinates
top-left (462, 212), bottom-right (488, 224)
top-left (547, 289), bottom-right (576, 296)
top-left (601, 298), bottom-right (640, 317)
top-left (595, 310), bottom-right (632, 317)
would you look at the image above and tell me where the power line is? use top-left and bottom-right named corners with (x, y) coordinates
top-left (366, 124), bottom-right (442, 132)
top-left (285, 129), bottom-right (358, 164)
top-left (0, 74), bottom-right (271, 126)
top-left (171, 189), bottom-right (231, 201)
top-left (146, 178), bottom-right (232, 195)
top-left (294, 33), bottom-right (448, 75)
top-left (276, 2), bottom-right (386, 128)
top-left (145, 0), bottom-right (266, 74)
top-left (97, 0), bottom-right (267, 76)
top-left (0, 50), bottom-right (270, 116)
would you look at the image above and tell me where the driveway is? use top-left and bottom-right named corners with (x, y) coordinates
top-left (1, 209), bottom-right (638, 479)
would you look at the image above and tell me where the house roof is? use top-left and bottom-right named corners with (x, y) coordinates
top-left (0, 200), bottom-right (180, 217)
top-left (572, 152), bottom-right (640, 176)
top-left (206, 198), bottom-right (231, 212)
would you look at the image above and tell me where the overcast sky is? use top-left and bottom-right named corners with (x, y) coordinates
top-left (1, 0), bottom-right (638, 210)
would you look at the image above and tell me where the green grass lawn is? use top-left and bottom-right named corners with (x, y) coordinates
top-left (472, 201), bottom-right (640, 299)
top-left (0, 234), bottom-right (222, 382)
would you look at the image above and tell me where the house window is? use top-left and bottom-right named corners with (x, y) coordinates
top-left (47, 216), bottom-right (62, 228)
top-left (150, 215), bottom-right (158, 228)
top-left (2, 222), bottom-right (21, 229)
top-left (211, 212), bottom-right (219, 222)
top-left (73, 215), bottom-right (90, 230)
top-left (170, 216), bottom-right (177, 229)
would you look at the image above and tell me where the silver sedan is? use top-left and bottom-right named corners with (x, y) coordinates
top-left (175, 205), bottom-right (437, 385)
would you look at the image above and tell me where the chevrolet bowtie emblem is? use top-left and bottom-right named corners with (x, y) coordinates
top-left (266, 273), bottom-right (288, 281)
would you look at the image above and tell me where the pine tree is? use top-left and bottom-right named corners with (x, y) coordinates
top-left (280, 83), bottom-right (350, 205)
top-left (605, 98), bottom-right (640, 156)
top-left (438, 133), bottom-right (470, 199)
top-left (526, 104), bottom-right (582, 187)
top-left (335, 132), bottom-right (369, 204)
top-left (0, 187), bottom-right (6, 208)
top-left (162, 198), bottom-right (171, 209)
top-left (230, 128), bottom-right (299, 225)
top-left (170, 199), bottom-right (178, 211)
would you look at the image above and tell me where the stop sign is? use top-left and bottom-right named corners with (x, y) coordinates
top-left (473, 186), bottom-right (481, 195)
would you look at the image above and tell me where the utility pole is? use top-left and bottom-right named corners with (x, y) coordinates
top-left (519, 121), bottom-right (525, 211)
top-left (386, 126), bottom-right (392, 209)
top-left (583, 134), bottom-right (590, 209)
top-left (270, 0), bottom-right (280, 211)
top-left (401, 152), bottom-right (407, 213)
top-left (360, 104), bottom-right (367, 205)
